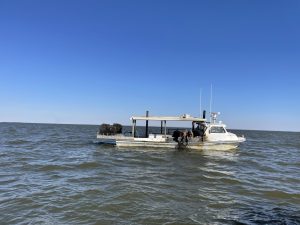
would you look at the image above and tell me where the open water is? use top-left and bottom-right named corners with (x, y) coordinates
top-left (0, 122), bottom-right (299, 225)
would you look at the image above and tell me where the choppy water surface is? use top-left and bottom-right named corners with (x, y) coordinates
top-left (0, 123), bottom-right (299, 225)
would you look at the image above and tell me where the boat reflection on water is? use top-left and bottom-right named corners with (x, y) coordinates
top-left (201, 149), bottom-right (239, 161)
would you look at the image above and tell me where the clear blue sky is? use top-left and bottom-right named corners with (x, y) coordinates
top-left (0, 0), bottom-right (299, 131)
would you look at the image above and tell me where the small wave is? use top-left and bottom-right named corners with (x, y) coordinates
top-left (6, 139), bottom-right (31, 145)
top-left (38, 164), bottom-right (72, 171)
top-left (262, 190), bottom-right (300, 200)
top-left (219, 177), bottom-right (241, 185)
top-left (0, 177), bottom-right (19, 185)
top-left (230, 207), bottom-right (300, 225)
top-left (200, 167), bottom-right (234, 176)
top-left (77, 161), bottom-right (100, 169)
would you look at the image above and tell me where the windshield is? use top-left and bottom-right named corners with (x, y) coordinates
top-left (209, 126), bottom-right (226, 133)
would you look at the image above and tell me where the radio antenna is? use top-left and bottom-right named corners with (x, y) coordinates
top-left (199, 88), bottom-right (202, 118)
top-left (209, 84), bottom-right (213, 122)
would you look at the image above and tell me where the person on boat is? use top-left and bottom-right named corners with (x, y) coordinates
top-left (199, 123), bottom-right (206, 141)
top-left (179, 130), bottom-right (189, 145)
top-left (187, 130), bottom-right (193, 139)
top-left (193, 123), bottom-right (200, 137)
top-left (172, 129), bottom-right (181, 143)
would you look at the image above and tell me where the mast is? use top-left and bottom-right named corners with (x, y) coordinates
top-left (209, 84), bottom-right (213, 122)
top-left (145, 110), bottom-right (149, 138)
top-left (199, 88), bottom-right (202, 118)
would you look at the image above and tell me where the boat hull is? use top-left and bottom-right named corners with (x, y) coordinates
top-left (116, 140), bottom-right (177, 148)
top-left (117, 140), bottom-right (240, 150)
top-left (96, 135), bottom-right (245, 151)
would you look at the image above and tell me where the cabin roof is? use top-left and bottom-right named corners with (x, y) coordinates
top-left (130, 115), bottom-right (206, 122)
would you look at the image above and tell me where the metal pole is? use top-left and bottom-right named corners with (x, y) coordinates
top-left (164, 120), bottom-right (167, 137)
top-left (200, 88), bottom-right (202, 118)
top-left (145, 110), bottom-right (149, 138)
top-left (160, 121), bottom-right (163, 134)
top-left (209, 84), bottom-right (213, 122)
top-left (132, 120), bottom-right (135, 138)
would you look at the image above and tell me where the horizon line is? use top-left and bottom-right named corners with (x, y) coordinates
top-left (1, 121), bottom-right (299, 133)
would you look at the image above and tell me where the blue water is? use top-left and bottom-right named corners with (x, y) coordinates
top-left (0, 123), bottom-right (299, 224)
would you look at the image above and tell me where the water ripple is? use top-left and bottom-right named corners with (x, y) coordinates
top-left (0, 123), bottom-right (299, 224)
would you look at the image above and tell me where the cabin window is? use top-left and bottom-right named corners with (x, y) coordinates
top-left (209, 126), bottom-right (226, 133)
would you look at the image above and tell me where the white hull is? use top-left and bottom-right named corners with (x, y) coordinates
top-left (96, 135), bottom-right (245, 151)
top-left (116, 140), bottom-right (240, 151)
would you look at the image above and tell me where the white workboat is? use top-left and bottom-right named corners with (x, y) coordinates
top-left (96, 112), bottom-right (245, 150)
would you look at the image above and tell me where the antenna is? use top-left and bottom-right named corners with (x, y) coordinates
top-left (209, 84), bottom-right (213, 122)
top-left (199, 88), bottom-right (202, 118)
